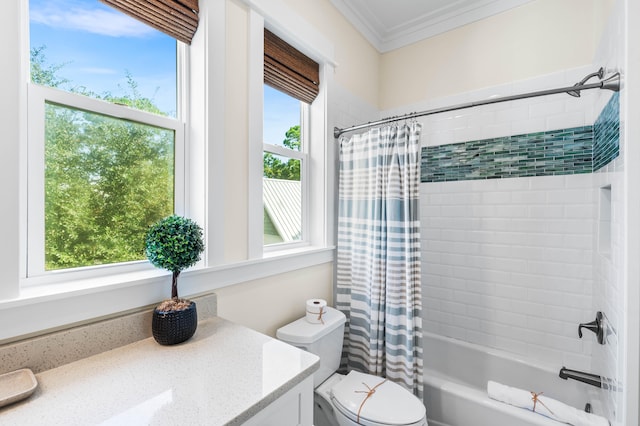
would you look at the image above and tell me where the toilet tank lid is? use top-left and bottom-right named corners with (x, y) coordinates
top-left (276, 306), bottom-right (346, 345)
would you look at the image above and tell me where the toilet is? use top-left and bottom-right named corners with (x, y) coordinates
top-left (277, 306), bottom-right (427, 426)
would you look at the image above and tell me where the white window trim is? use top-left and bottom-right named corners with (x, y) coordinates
top-left (247, 4), bottom-right (335, 259)
top-left (25, 84), bottom-right (186, 283)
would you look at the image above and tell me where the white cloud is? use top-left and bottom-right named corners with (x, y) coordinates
top-left (30, 1), bottom-right (156, 38)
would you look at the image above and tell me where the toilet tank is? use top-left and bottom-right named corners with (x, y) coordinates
top-left (276, 307), bottom-right (346, 387)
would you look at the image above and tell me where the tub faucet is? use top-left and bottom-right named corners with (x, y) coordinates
top-left (578, 311), bottom-right (605, 344)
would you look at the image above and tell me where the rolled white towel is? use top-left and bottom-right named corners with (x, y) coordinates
top-left (487, 381), bottom-right (609, 426)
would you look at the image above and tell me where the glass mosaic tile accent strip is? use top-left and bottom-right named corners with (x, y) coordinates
top-left (421, 93), bottom-right (620, 182)
top-left (593, 93), bottom-right (620, 171)
top-left (421, 127), bottom-right (594, 182)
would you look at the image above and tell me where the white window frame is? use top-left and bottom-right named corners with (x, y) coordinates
top-left (24, 50), bottom-right (186, 286)
top-left (247, 6), bottom-right (336, 260)
top-left (262, 101), bottom-right (310, 251)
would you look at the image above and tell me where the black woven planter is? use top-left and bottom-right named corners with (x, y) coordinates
top-left (152, 301), bottom-right (198, 345)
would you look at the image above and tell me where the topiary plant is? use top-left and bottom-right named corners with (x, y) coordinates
top-left (145, 215), bottom-right (204, 303)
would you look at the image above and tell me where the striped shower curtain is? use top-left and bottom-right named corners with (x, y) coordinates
top-left (336, 122), bottom-right (424, 398)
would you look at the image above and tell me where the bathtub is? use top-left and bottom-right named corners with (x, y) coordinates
top-left (422, 332), bottom-right (596, 426)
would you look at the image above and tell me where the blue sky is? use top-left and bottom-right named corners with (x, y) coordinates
top-left (30, 0), bottom-right (300, 145)
top-left (263, 85), bottom-right (300, 148)
top-left (30, 0), bottom-right (177, 115)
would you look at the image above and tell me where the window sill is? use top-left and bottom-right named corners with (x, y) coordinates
top-left (0, 246), bottom-right (335, 343)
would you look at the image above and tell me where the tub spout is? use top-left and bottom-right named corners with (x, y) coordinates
top-left (559, 367), bottom-right (602, 388)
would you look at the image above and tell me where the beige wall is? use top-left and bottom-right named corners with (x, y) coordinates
top-left (216, 262), bottom-right (333, 337)
top-left (380, 0), bottom-right (614, 110)
top-left (280, 0), bottom-right (380, 107)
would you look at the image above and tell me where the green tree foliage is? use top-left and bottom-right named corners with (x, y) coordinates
top-left (32, 47), bottom-right (175, 270)
top-left (263, 125), bottom-right (301, 180)
top-left (31, 46), bottom-right (70, 88)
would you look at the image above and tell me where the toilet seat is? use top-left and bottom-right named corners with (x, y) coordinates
top-left (330, 371), bottom-right (426, 426)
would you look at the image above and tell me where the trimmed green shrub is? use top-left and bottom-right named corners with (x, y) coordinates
top-left (145, 215), bottom-right (204, 299)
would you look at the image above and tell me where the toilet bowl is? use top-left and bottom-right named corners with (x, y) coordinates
top-left (276, 306), bottom-right (427, 426)
top-left (316, 371), bottom-right (427, 426)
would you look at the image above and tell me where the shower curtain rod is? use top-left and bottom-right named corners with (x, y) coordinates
top-left (333, 69), bottom-right (621, 139)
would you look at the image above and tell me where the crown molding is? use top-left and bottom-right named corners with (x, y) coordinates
top-left (330, 0), bottom-right (534, 53)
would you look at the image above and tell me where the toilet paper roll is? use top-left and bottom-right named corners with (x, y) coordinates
top-left (306, 299), bottom-right (327, 324)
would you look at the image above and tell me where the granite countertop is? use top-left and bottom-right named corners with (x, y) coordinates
top-left (0, 316), bottom-right (319, 425)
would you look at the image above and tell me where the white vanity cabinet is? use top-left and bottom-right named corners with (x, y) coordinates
top-left (243, 376), bottom-right (314, 425)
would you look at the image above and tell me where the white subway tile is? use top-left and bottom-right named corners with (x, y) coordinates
top-left (529, 100), bottom-right (564, 118)
top-left (564, 204), bottom-right (597, 219)
top-left (493, 310), bottom-right (528, 327)
top-left (466, 306), bottom-right (495, 321)
top-left (465, 255), bottom-right (527, 272)
top-left (481, 191), bottom-right (511, 204)
top-left (438, 229), bottom-right (466, 242)
top-left (547, 189), bottom-right (595, 204)
top-left (528, 205), bottom-right (565, 218)
top-left (466, 280), bottom-right (496, 295)
top-left (467, 110), bottom-right (497, 128)
top-left (511, 190), bottom-right (548, 204)
top-left (481, 123), bottom-right (512, 139)
top-left (544, 305), bottom-right (585, 323)
top-left (546, 219), bottom-right (594, 235)
top-left (564, 174), bottom-right (595, 189)
top-left (527, 288), bottom-right (566, 306)
top-left (424, 286), bottom-right (453, 301)
top-left (439, 252), bottom-right (466, 266)
top-left (527, 260), bottom-right (592, 279)
top-left (496, 105), bottom-right (529, 123)
top-left (451, 314), bottom-right (482, 331)
top-left (528, 175), bottom-right (566, 190)
top-left (439, 276), bottom-right (467, 290)
top-left (511, 118), bottom-right (546, 136)
top-left (493, 283), bottom-right (527, 300)
top-left (429, 130), bottom-right (455, 146)
top-left (545, 111), bottom-right (586, 130)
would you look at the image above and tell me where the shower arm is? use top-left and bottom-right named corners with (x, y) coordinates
top-left (334, 69), bottom-right (621, 138)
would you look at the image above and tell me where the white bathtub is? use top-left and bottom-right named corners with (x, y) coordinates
top-left (423, 332), bottom-right (595, 426)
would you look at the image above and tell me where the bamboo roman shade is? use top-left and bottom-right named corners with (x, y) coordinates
top-left (264, 29), bottom-right (319, 104)
top-left (99, 0), bottom-right (199, 45)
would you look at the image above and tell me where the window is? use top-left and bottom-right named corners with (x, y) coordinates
top-left (263, 85), bottom-right (307, 245)
top-left (27, 0), bottom-right (184, 279)
top-left (262, 28), bottom-right (318, 248)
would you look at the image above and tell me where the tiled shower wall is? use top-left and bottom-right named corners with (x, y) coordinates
top-left (384, 66), bottom-right (621, 375)
top-left (419, 92), bottom-right (619, 372)
top-left (421, 173), bottom-right (596, 369)
top-left (590, 0), bottom-right (625, 423)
